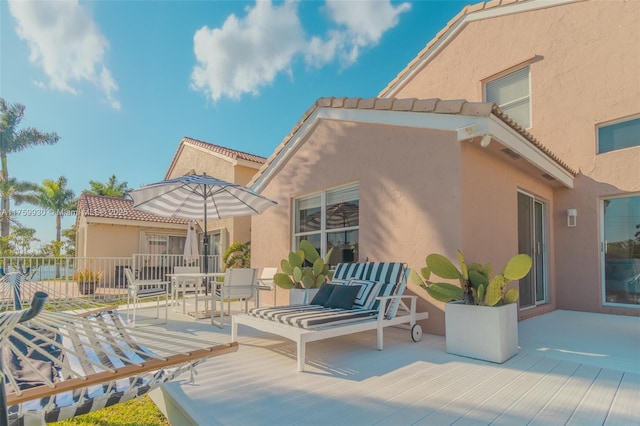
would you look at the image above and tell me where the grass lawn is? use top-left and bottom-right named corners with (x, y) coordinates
top-left (50, 395), bottom-right (169, 426)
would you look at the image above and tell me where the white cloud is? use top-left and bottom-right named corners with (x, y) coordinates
top-left (307, 0), bottom-right (412, 67)
top-left (8, 0), bottom-right (120, 109)
top-left (191, 0), bottom-right (305, 102)
top-left (191, 0), bottom-right (410, 102)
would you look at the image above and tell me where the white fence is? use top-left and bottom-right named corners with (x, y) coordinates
top-left (0, 254), bottom-right (220, 302)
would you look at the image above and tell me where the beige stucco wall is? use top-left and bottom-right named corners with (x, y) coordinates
top-left (392, 0), bottom-right (640, 316)
top-left (252, 116), bottom-right (564, 333)
top-left (165, 144), bottom-right (263, 256)
top-left (80, 221), bottom-right (186, 258)
top-left (460, 142), bottom-right (556, 321)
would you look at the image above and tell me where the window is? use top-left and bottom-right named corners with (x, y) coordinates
top-left (485, 66), bottom-right (531, 128)
top-left (597, 117), bottom-right (640, 154)
top-left (602, 195), bottom-right (640, 307)
top-left (294, 183), bottom-right (359, 267)
top-left (143, 233), bottom-right (186, 255)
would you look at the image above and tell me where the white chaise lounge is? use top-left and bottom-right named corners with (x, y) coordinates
top-left (231, 262), bottom-right (429, 371)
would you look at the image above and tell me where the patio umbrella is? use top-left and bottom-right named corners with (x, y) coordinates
top-left (183, 220), bottom-right (199, 264)
top-left (129, 174), bottom-right (276, 272)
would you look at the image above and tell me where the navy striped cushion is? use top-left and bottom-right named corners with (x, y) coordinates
top-left (333, 263), bottom-right (366, 280)
top-left (248, 306), bottom-right (377, 328)
top-left (371, 282), bottom-right (397, 311)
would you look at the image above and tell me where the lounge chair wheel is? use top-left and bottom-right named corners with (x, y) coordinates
top-left (411, 324), bottom-right (423, 342)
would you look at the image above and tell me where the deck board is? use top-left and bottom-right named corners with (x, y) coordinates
top-left (528, 363), bottom-right (602, 425)
top-left (135, 308), bottom-right (639, 425)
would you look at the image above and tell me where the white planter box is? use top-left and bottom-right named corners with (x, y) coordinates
top-left (289, 288), bottom-right (319, 305)
top-left (445, 302), bottom-right (518, 363)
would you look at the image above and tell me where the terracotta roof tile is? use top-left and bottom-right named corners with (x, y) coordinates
top-left (249, 97), bottom-right (577, 188)
top-left (77, 193), bottom-right (188, 224)
top-left (181, 137), bottom-right (266, 164)
top-left (490, 105), bottom-right (576, 174)
top-left (379, 0), bottom-right (530, 98)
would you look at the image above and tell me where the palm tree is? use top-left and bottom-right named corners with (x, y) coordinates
top-left (37, 177), bottom-right (76, 278)
top-left (0, 177), bottom-right (39, 227)
top-left (84, 174), bottom-right (130, 198)
top-left (37, 177), bottom-right (76, 244)
top-left (0, 98), bottom-right (60, 236)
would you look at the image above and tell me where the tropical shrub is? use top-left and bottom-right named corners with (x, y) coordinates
top-left (223, 241), bottom-right (251, 269)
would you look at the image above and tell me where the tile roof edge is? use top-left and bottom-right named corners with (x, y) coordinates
top-left (378, 0), bottom-right (578, 98)
top-left (249, 97), bottom-right (576, 189)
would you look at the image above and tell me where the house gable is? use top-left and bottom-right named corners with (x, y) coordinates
top-left (249, 97), bottom-right (576, 193)
top-left (379, 0), bottom-right (584, 98)
top-left (164, 136), bottom-right (266, 179)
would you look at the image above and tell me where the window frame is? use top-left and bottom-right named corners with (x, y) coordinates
top-left (600, 193), bottom-right (640, 308)
top-left (596, 115), bottom-right (640, 154)
top-left (484, 66), bottom-right (532, 129)
top-left (293, 182), bottom-right (359, 264)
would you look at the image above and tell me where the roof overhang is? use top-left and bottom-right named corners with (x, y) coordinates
top-left (251, 107), bottom-right (574, 192)
top-left (83, 217), bottom-right (189, 230)
top-left (381, 0), bottom-right (583, 98)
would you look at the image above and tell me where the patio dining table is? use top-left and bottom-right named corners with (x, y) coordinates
top-left (166, 272), bottom-right (225, 322)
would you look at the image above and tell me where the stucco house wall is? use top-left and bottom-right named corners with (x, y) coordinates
top-left (253, 117), bottom-right (563, 333)
top-left (250, 0), bottom-right (637, 334)
top-left (386, 0), bottom-right (639, 316)
top-left (164, 138), bottom-right (266, 258)
top-left (460, 142), bottom-right (557, 319)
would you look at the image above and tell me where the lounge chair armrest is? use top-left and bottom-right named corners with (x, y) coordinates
top-left (375, 294), bottom-right (418, 318)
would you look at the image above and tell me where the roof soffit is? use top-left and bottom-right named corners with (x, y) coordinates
top-left (250, 99), bottom-right (575, 192)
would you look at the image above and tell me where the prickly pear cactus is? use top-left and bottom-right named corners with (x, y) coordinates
top-left (414, 250), bottom-right (531, 306)
top-left (273, 240), bottom-right (333, 290)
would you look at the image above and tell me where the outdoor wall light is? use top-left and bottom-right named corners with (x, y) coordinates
top-left (567, 209), bottom-right (577, 227)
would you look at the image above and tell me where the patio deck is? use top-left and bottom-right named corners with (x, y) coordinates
top-left (132, 306), bottom-right (639, 425)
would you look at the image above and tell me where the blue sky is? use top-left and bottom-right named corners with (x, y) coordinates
top-left (1, 0), bottom-right (468, 247)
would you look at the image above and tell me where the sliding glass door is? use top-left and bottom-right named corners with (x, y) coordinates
top-left (518, 191), bottom-right (547, 308)
top-left (602, 195), bottom-right (640, 306)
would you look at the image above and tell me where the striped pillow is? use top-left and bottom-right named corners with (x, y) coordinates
top-left (348, 279), bottom-right (381, 310)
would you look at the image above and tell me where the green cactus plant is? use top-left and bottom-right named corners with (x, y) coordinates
top-left (273, 240), bottom-right (333, 290)
top-left (410, 250), bottom-right (531, 306)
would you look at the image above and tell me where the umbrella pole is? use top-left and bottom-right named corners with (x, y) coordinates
top-left (1, 291), bottom-right (49, 426)
top-left (203, 191), bottom-right (208, 275)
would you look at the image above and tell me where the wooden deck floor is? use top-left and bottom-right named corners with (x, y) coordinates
top-left (135, 307), bottom-right (640, 426)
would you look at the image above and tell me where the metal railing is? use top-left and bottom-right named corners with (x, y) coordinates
top-left (0, 254), bottom-right (220, 303)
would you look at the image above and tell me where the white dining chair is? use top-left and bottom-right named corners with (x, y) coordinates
top-left (213, 268), bottom-right (258, 326)
top-left (124, 268), bottom-right (169, 326)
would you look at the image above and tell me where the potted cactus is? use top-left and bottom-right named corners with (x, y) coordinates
top-left (273, 240), bottom-right (333, 304)
top-left (411, 250), bottom-right (532, 363)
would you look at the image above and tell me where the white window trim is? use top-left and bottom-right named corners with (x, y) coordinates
top-left (292, 182), bottom-right (359, 258)
top-left (484, 66), bottom-right (532, 129)
top-left (596, 115), bottom-right (640, 155)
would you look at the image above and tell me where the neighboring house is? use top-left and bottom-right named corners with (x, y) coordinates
top-left (164, 137), bottom-right (267, 260)
top-left (249, 0), bottom-right (639, 335)
top-left (75, 193), bottom-right (189, 259)
top-left (76, 137), bottom-right (266, 270)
